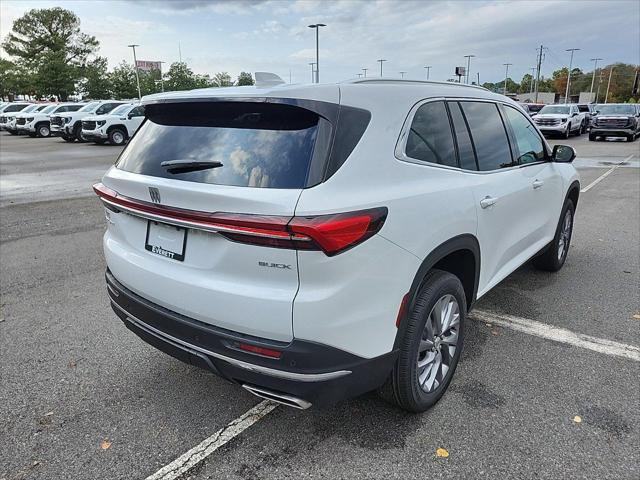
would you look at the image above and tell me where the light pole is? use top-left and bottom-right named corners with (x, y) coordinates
top-left (377, 59), bottom-right (387, 77)
top-left (424, 65), bottom-right (431, 80)
top-left (159, 61), bottom-right (165, 92)
top-left (463, 55), bottom-right (475, 84)
top-left (362, 68), bottom-right (368, 78)
top-left (564, 48), bottom-right (580, 103)
top-left (308, 24), bottom-right (326, 83)
top-left (503, 63), bottom-right (512, 95)
top-left (128, 44), bottom-right (142, 100)
top-left (308, 62), bottom-right (316, 83)
top-left (589, 57), bottom-right (603, 98)
top-left (399, 71), bottom-right (406, 79)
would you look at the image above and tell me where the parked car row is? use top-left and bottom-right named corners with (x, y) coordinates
top-left (0, 100), bottom-right (146, 145)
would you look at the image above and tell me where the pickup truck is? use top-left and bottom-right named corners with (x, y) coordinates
top-left (16, 103), bottom-right (84, 137)
top-left (589, 103), bottom-right (640, 142)
top-left (532, 104), bottom-right (586, 138)
top-left (81, 103), bottom-right (145, 145)
top-left (51, 100), bottom-right (126, 142)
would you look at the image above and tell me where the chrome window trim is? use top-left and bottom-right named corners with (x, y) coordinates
top-left (395, 96), bottom-right (551, 174)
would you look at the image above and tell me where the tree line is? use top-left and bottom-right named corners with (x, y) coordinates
top-left (0, 7), bottom-right (254, 101)
top-left (481, 63), bottom-right (639, 103)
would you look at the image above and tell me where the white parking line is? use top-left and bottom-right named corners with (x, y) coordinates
top-left (472, 310), bottom-right (640, 362)
top-left (145, 400), bottom-right (278, 480)
top-left (580, 155), bottom-right (633, 193)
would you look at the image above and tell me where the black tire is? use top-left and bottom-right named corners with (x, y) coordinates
top-left (62, 135), bottom-right (75, 143)
top-left (533, 199), bottom-right (575, 272)
top-left (7, 129), bottom-right (18, 136)
top-left (378, 270), bottom-right (466, 412)
top-left (588, 133), bottom-right (596, 141)
top-left (74, 123), bottom-right (86, 142)
top-left (627, 134), bottom-right (635, 142)
top-left (28, 132), bottom-right (37, 137)
top-left (108, 127), bottom-right (127, 146)
top-left (564, 125), bottom-right (570, 139)
top-left (36, 123), bottom-right (50, 138)
top-left (580, 122), bottom-right (587, 134)
top-left (94, 139), bottom-right (106, 145)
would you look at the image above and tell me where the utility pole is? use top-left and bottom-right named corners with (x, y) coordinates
top-left (534, 44), bottom-right (544, 103)
top-left (377, 59), bottom-right (387, 77)
top-left (399, 71), bottom-right (406, 78)
top-left (424, 65), bottom-right (431, 80)
top-left (529, 67), bottom-right (536, 94)
top-left (589, 57), bottom-right (603, 98)
top-left (178, 42), bottom-right (182, 63)
top-left (595, 70), bottom-right (604, 103)
top-left (128, 44), bottom-right (142, 100)
top-left (362, 68), bottom-right (368, 78)
top-left (308, 62), bottom-right (316, 83)
top-left (477, 72), bottom-right (480, 86)
top-left (605, 67), bottom-right (613, 104)
top-left (564, 48), bottom-right (580, 103)
top-left (308, 24), bottom-right (326, 83)
top-left (159, 61), bottom-right (165, 92)
top-left (503, 63), bottom-right (512, 95)
top-left (464, 55), bottom-right (475, 84)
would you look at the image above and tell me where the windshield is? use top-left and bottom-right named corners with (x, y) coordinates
top-left (78, 102), bottom-right (101, 113)
top-left (2, 104), bottom-right (29, 113)
top-left (22, 105), bottom-right (39, 113)
top-left (117, 102), bottom-right (321, 189)
top-left (539, 105), bottom-right (569, 115)
top-left (110, 104), bottom-right (133, 115)
top-left (41, 105), bottom-right (57, 114)
top-left (596, 104), bottom-right (635, 115)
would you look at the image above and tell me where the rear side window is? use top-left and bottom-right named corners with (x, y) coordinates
top-left (448, 102), bottom-right (477, 170)
top-left (117, 102), bottom-right (321, 189)
top-left (460, 102), bottom-right (514, 171)
top-left (405, 101), bottom-right (457, 167)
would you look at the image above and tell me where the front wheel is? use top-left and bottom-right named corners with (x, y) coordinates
top-left (36, 123), bottom-right (50, 137)
top-left (378, 270), bottom-right (466, 412)
top-left (533, 199), bottom-right (575, 272)
top-left (108, 128), bottom-right (127, 146)
top-left (627, 134), bottom-right (636, 142)
top-left (62, 135), bottom-right (75, 143)
top-left (564, 125), bottom-right (570, 139)
top-left (588, 133), bottom-right (596, 141)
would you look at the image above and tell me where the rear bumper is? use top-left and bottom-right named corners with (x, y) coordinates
top-left (105, 270), bottom-right (396, 407)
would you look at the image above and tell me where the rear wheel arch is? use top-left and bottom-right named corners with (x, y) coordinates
top-left (395, 234), bottom-right (480, 348)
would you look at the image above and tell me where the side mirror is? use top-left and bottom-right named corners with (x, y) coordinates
top-left (571, 112), bottom-right (578, 117)
top-left (552, 145), bottom-right (576, 163)
top-left (127, 114), bottom-right (133, 119)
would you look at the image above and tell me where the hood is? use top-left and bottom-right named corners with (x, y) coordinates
top-left (535, 114), bottom-right (568, 119)
top-left (596, 115), bottom-right (632, 120)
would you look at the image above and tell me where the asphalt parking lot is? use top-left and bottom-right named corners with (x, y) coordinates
top-left (1, 132), bottom-right (639, 480)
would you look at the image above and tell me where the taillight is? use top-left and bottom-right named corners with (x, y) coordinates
top-left (93, 183), bottom-right (387, 256)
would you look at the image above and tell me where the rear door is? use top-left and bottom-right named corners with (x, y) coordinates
top-left (100, 100), bottom-right (330, 342)
top-left (455, 100), bottom-right (534, 295)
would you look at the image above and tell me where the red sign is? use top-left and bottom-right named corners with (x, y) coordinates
top-left (136, 60), bottom-right (162, 72)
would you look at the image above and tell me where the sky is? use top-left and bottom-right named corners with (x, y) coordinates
top-left (1, 0), bottom-right (639, 85)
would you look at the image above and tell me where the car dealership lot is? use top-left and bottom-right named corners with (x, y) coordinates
top-left (1, 133), bottom-right (638, 479)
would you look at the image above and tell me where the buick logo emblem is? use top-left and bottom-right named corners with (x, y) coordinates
top-left (148, 187), bottom-right (161, 204)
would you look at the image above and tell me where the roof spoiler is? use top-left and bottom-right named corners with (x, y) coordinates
top-left (255, 72), bottom-right (285, 87)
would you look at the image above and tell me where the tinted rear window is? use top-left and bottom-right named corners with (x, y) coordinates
top-left (117, 102), bottom-right (320, 188)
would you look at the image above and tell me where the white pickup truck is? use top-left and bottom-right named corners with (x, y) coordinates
top-left (16, 103), bottom-right (85, 137)
top-left (51, 100), bottom-right (126, 142)
top-left (81, 103), bottom-right (145, 145)
top-left (532, 104), bottom-right (587, 138)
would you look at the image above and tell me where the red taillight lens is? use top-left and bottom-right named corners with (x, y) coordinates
top-left (94, 183), bottom-right (387, 256)
top-left (289, 208), bottom-right (388, 256)
top-left (238, 343), bottom-right (282, 359)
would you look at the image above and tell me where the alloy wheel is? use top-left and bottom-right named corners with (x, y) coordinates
top-left (557, 209), bottom-right (572, 261)
top-left (416, 294), bottom-right (460, 393)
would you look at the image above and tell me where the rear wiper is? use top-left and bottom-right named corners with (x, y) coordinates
top-left (160, 159), bottom-right (223, 174)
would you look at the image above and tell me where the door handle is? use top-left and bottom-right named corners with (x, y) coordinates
top-left (533, 179), bottom-right (544, 189)
top-left (479, 196), bottom-right (498, 209)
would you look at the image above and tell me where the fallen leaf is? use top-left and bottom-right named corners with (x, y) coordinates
top-left (491, 329), bottom-right (500, 336)
top-left (632, 314), bottom-right (640, 320)
top-left (100, 440), bottom-right (112, 450)
top-left (68, 360), bottom-right (77, 368)
top-left (44, 411), bottom-right (53, 417)
top-left (573, 415), bottom-right (582, 423)
top-left (436, 447), bottom-right (449, 458)
top-left (485, 323), bottom-right (492, 328)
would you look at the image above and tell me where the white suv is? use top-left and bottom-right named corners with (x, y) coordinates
top-left (94, 79), bottom-right (580, 412)
top-left (82, 103), bottom-right (145, 145)
top-left (51, 100), bottom-right (126, 142)
top-left (533, 104), bottom-right (586, 138)
top-left (16, 103), bottom-right (84, 137)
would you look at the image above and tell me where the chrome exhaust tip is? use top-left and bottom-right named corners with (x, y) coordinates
top-left (242, 384), bottom-right (312, 410)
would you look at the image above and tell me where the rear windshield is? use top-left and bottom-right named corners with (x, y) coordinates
top-left (117, 102), bottom-right (320, 189)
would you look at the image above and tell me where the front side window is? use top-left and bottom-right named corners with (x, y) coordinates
top-left (129, 106), bottom-right (145, 117)
top-left (41, 105), bottom-right (57, 114)
top-left (503, 106), bottom-right (546, 165)
top-left (405, 101), bottom-right (456, 167)
top-left (460, 102), bottom-right (514, 171)
top-left (110, 104), bottom-right (132, 116)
